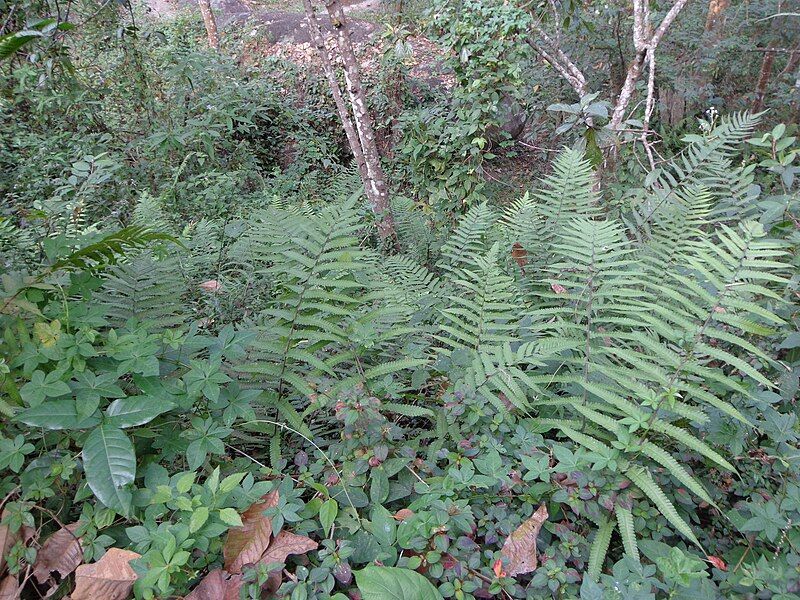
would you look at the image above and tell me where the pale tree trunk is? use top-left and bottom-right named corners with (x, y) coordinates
top-left (323, 0), bottom-right (396, 243)
top-left (609, 0), bottom-right (690, 129)
top-left (752, 48), bottom-right (776, 112)
top-left (526, 0), bottom-right (688, 133)
top-left (198, 0), bottom-right (220, 50)
top-left (302, 0), bottom-right (370, 186)
top-left (705, 0), bottom-right (730, 37)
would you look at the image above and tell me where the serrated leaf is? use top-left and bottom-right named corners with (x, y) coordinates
top-left (627, 466), bottom-right (702, 549)
top-left (219, 508), bottom-right (243, 528)
top-left (614, 506), bottom-right (639, 564)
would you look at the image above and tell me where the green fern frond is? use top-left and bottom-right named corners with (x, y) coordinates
top-left (627, 466), bottom-right (702, 549)
top-left (614, 505), bottom-right (639, 564)
top-left (587, 518), bottom-right (614, 582)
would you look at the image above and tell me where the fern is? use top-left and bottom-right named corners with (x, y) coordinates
top-left (587, 518), bottom-right (614, 582)
top-left (626, 466), bottom-right (702, 549)
top-left (96, 252), bottom-right (188, 329)
top-left (631, 112), bottom-right (761, 234)
top-left (50, 226), bottom-right (178, 273)
top-left (614, 505), bottom-right (639, 564)
top-left (238, 198), bottom-right (421, 407)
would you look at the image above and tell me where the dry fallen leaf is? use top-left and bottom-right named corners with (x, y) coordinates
top-left (0, 528), bottom-right (14, 577)
top-left (0, 511), bottom-right (34, 577)
top-left (199, 279), bottom-right (222, 293)
top-left (33, 523), bottom-right (83, 585)
top-left (393, 508), bottom-right (414, 521)
top-left (185, 569), bottom-right (242, 600)
top-left (260, 531), bottom-right (318, 591)
top-left (259, 530), bottom-right (317, 567)
top-left (223, 490), bottom-right (279, 573)
top-left (500, 503), bottom-right (548, 577)
top-left (0, 575), bottom-right (19, 600)
top-left (71, 548), bottom-right (140, 600)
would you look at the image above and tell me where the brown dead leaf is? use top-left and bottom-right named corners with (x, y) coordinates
top-left (260, 531), bottom-right (318, 592)
top-left (185, 569), bottom-right (242, 600)
top-left (33, 523), bottom-right (83, 585)
top-left (223, 490), bottom-right (279, 574)
top-left (0, 575), bottom-right (19, 600)
top-left (0, 528), bottom-right (14, 577)
top-left (500, 504), bottom-right (548, 577)
top-left (259, 531), bottom-right (317, 567)
top-left (511, 243), bottom-right (528, 276)
top-left (199, 280), bottom-right (222, 293)
top-left (71, 548), bottom-right (140, 600)
top-left (393, 508), bottom-right (414, 521)
top-left (0, 511), bottom-right (34, 577)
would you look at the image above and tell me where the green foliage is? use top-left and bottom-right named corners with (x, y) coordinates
top-left (1, 1), bottom-right (799, 597)
top-left (355, 565), bottom-right (444, 600)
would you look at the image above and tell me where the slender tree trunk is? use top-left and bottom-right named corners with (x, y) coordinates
top-left (609, 0), bottom-right (689, 129)
top-left (705, 0), bottom-right (730, 36)
top-left (752, 48), bottom-right (776, 112)
top-left (302, 0), bottom-right (370, 186)
top-left (323, 0), bottom-right (396, 243)
top-left (198, 0), bottom-right (220, 50)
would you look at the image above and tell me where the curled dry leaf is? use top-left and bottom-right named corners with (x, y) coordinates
top-left (185, 569), bottom-right (242, 600)
top-left (199, 279), bottom-right (222, 293)
top-left (393, 508), bottom-right (414, 522)
top-left (33, 523), bottom-right (83, 585)
top-left (71, 548), bottom-right (140, 600)
top-left (707, 555), bottom-right (727, 571)
top-left (260, 530), bottom-right (317, 567)
top-left (511, 243), bottom-right (528, 275)
top-left (500, 503), bottom-right (548, 577)
top-left (223, 490), bottom-right (279, 573)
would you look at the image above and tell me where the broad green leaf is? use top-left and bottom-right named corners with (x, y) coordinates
top-left (355, 566), bottom-right (443, 600)
top-left (370, 504), bottom-right (396, 547)
top-left (320, 498), bottom-right (338, 537)
top-left (218, 508), bottom-right (243, 527)
top-left (16, 400), bottom-right (99, 430)
top-left (105, 396), bottom-right (173, 428)
top-left (189, 507), bottom-right (209, 533)
top-left (82, 425), bottom-right (136, 515)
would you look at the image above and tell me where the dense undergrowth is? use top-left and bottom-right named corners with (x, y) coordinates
top-left (1, 1), bottom-right (800, 599)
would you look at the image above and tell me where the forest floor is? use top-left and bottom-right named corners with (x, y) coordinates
top-left (143, 0), bottom-right (549, 187)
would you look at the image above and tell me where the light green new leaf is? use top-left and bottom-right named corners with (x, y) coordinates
top-left (320, 498), bottom-right (338, 537)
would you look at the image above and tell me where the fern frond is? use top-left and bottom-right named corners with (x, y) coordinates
top-left (587, 518), bottom-right (614, 582)
top-left (626, 466), bottom-right (702, 549)
top-left (614, 505), bottom-right (639, 564)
